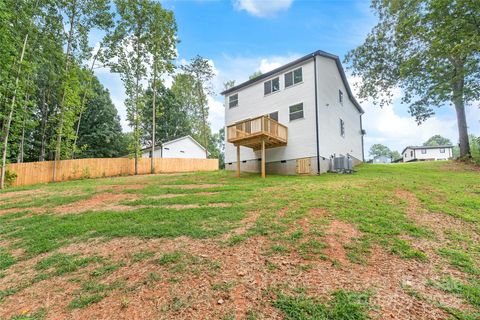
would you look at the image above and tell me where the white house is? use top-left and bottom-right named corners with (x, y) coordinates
top-left (373, 155), bottom-right (392, 164)
top-left (402, 145), bottom-right (453, 162)
top-left (221, 50), bottom-right (365, 176)
top-left (141, 135), bottom-right (207, 159)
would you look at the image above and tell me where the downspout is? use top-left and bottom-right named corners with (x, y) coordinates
top-left (313, 54), bottom-right (320, 174)
top-left (360, 114), bottom-right (365, 162)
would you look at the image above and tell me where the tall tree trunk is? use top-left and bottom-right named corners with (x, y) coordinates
top-left (0, 32), bottom-right (29, 189)
top-left (133, 31), bottom-right (141, 176)
top-left (39, 91), bottom-right (48, 162)
top-left (452, 62), bottom-right (470, 158)
top-left (453, 95), bottom-right (470, 157)
top-left (17, 92), bottom-right (29, 163)
top-left (196, 82), bottom-right (208, 158)
top-left (151, 62), bottom-right (157, 174)
top-left (53, 1), bottom-right (77, 181)
top-left (72, 47), bottom-right (101, 159)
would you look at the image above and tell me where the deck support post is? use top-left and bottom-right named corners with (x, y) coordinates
top-left (236, 145), bottom-right (240, 178)
top-left (261, 138), bottom-right (266, 179)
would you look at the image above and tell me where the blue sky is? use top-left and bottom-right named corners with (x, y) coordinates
top-left (94, 0), bottom-right (479, 156)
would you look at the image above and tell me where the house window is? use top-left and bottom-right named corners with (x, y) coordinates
top-left (411, 151), bottom-right (413, 157)
top-left (285, 68), bottom-right (303, 88)
top-left (421, 149), bottom-right (427, 154)
top-left (180, 150), bottom-right (185, 153)
top-left (339, 90), bottom-right (344, 104)
top-left (340, 118), bottom-right (345, 137)
top-left (164, 147), bottom-right (170, 150)
top-left (229, 94), bottom-right (238, 109)
top-left (269, 111), bottom-right (279, 122)
top-left (289, 103), bottom-right (304, 121)
top-left (440, 148), bottom-right (445, 153)
top-left (264, 77), bottom-right (280, 95)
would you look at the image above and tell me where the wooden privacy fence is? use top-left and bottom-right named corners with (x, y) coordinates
top-left (6, 157), bottom-right (219, 187)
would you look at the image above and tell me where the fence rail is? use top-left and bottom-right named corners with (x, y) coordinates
top-left (6, 157), bottom-right (219, 187)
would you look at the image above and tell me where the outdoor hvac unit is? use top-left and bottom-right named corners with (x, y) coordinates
top-left (330, 155), bottom-right (353, 174)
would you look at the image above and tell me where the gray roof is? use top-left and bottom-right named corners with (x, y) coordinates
top-left (220, 50), bottom-right (364, 114)
top-left (401, 145), bottom-right (453, 155)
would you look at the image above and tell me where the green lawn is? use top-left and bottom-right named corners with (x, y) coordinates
top-left (0, 161), bottom-right (479, 319)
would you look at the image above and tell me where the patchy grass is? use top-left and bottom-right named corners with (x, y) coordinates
top-left (0, 162), bottom-right (478, 318)
top-left (273, 290), bottom-right (372, 319)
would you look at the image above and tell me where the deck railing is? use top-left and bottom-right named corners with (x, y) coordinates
top-left (227, 115), bottom-right (288, 143)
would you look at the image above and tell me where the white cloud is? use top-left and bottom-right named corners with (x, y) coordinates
top-left (234, 0), bottom-right (293, 17)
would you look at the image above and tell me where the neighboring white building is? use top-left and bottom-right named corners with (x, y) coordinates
top-left (221, 50), bottom-right (365, 176)
top-left (141, 136), bottom-right (207, 159)
top-left (373, 155), bottom-right (392, 164)
top-left (402, 145), bottom-right (453, 162)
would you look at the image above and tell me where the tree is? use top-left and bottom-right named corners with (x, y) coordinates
top-left (423, 135), bottom-right (452, 146)
top-left (180, 56), bottom-right (215, 158)
top-left (106, 0), bottom-right (152, 175)
top-left (369, 144), bottom-right (392, 158)
top-left (141, 84), bottom-right (191, 148)
top-left (390, 150), bottom-right (401, 161)
top-left (249, 71), bottom-right (262, 80)
top-left (209, 128), bottom-right (225, 169)
top-left (53, 0), bottom-right (113, 180)
top-left (223, 80), bottom-right (236, 90)
top-left (146, 1), bottom-right (177, 173)
top-left (0, 0), bottom-right (40, 188)
top-left (75, 77), bottom-right (126, 158)
top-left (345, 0), bottom-right (480, 158)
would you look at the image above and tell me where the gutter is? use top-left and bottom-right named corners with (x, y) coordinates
top-left (313, 54), bottom-right (320, 174)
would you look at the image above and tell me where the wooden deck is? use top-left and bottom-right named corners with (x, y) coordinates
top-left (227, 116), bottom-right (288, 150)
top-left (226, 115), bottom-right (288, 178)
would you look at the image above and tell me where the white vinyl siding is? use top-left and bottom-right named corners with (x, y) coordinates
top-left (289, 103), bottom-right (304, 121)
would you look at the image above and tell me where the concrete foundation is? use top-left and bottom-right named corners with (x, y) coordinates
top-left (225, 155), bottom-right (360, 175)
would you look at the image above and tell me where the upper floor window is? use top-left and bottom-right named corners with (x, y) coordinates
top-left (289, 103), bottom-right (304, 121)
top-left (285, 68), bottom-right (303, 88)
top-left (229, 94), bottom-right (238, 109)
top-left (440, 148), bottom-right (445, 153)
top-left (339, 90), bottom-right (344, 104)
top-left (264, 77), bottom-right (280, 95)
top-left (421, 149), bottom-right (427, 154)
top-left (340, 118), bottom-right (345, 137)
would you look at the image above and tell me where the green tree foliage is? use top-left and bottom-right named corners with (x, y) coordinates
top-left (369, 144), bottom-right (392, 157)
top-left (180, 56), bottom-right (215, 158)
top-left (105, 0), bottom-right (151, 174)
top-left (249, 71), bottom-right (262, 80)
top-left (75, 77), bottom-right (126, 158)
top-left (140, 84), bottom-right (192, 147)
top-left (369, 143), bottom-right (400, 160)
top-left (345, 0), bottom-right (480, 158)
top-left (423, 135), bottom-right (453, 146)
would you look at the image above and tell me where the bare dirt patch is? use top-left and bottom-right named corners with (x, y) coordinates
top-left (55, 193), bottom-right (140, 214)
top-left (156, 184), bottom-right (222, 189)
top-left (0, 231), bottom-right (471, 320)
top-left (0, 189), bottom-right (44, 201)
top-left (395, 189), bottom-right (479, 242)
top-left (322, 220), bottom-right (360, 265)
top-left (161, 203), bottom-right (232, 210)
top-left (97, 184), bottom-right (145, 192)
